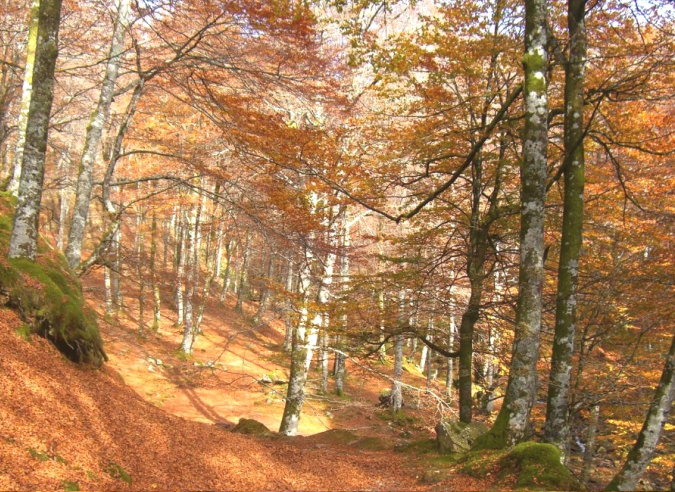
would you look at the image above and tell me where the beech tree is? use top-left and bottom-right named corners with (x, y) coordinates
top-left (476, 0), bottom-right (549, 448)
top-left (8, 0), bottom-right (62, 260)
top-left (544, 0), bottom-right (588, 461)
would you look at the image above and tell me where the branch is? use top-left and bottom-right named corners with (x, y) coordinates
top-left (419, 336), bottom-right (460, 358)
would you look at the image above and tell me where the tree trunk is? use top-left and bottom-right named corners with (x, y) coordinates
top-left (279, 245), bottom-right (312, 436)
top-left (581, 404), bottom-right (600, 486)
top-left (478, 0), bottom-right (548, 449)
top-left (8, 0), bottom-right (63, 260)
top-left (64, 0), bottom-right (130, 269)
top-left (253, 252), bottom-right (274, 326)
top-left (136, 206), bottom-right (146, 334)
top-left (545, 0), bottom-right (587, 461)
top-left (283, 259), bottom-right (295, 351)
top-left (8, 0), bottom-right (39, 195)
top-left (606, 334), bottom-right (675, 491)
top-left (391, 333), bottom-right (404, 413)
top-left (150, 212), bottom-right (161, 331)
top-left (235, 232), bottom-right (251, 312)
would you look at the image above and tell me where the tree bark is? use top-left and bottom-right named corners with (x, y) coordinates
top-left (545, 0), bottom-right (587, 461)
top-left (605, 333), bottom-right (675, 491)
top-left (65, 0), bottom-right (130, 269)
top-left (8, 0), bottom-right (39, 195)
top-left (8, 0), bottom-right (62, 260)
top-left (478, 0), bottom-right (548, 449)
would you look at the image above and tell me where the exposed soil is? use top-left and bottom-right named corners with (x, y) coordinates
top-left (0, 272), bottom-right (495, 491)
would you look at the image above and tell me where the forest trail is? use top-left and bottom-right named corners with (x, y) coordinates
top-left (0, 272), bottom-right (493, 491)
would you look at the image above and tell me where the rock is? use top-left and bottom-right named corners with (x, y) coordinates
top-left (261, 374), bottom-right (273, 383)
top-left (435, 420), bottom-right (489, 454)
top-left (230, 418), bottom-right (272, 436)
top-left (399, 430), bottom-right (413, 438)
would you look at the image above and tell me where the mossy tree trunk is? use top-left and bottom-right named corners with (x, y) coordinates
top-left (65, 0), bottom-right (131, 269)
top-left (477, 0), bottom-right (548, 449)
top-left (544, 0), bottom-right (587, 462)
top-left (605, 333), bottom-right (675, 491)
top-left (8, 0), bottom-right (62, 260)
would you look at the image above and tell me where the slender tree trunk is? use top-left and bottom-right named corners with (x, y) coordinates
top-left (150, 212), bottom-right (161, 331)
top-left (220, 238), bottom-right (235, 301)
top-left (175, 212), bottom-right (186, 325)
top-left (65, 0), bottom-right (130, 268)
top-left (478, 0), bottom-right (548, 449)
top-left (581, 404), bottom-right (600, 486)
top-left (136, 207), bottom-right (145, 334)
top-left (545, 0), bottom-right (587, 462)
top-left (606, 334), bottom-right (675, 491)
top-left (392, 333), bottom-right (404, 412)
top-left (279, 245), bottom-right (312, 436)
top-left (8, 0), bottom-right (39, 195)
top-left (320, 329), bottom-right (329, 393)
top-left (283, 259), bottom-right (295, 351)
top-left (56, 145), bottom-right (70, 251)
top-left (253, 252), bottom-right (274, 326)
top-left (447, 309), bottom-right (456, 400)
top-left (235, 232), bottom-right (251, 312)
top-left (8, 0), bottom-right (63, 260)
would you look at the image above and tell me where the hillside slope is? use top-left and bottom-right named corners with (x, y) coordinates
top-left (0, 306), bottom-right (492, 491)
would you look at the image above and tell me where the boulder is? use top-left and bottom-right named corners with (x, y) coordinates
top-left (435, 420), bottom-right (489, 454)
top-left (230, 418), bottom-right (272, 436)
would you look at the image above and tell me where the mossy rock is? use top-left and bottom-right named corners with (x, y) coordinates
top-left (230, 418), bottom-right (272, 436)
top-left (0, 194), bottom-right (106, 366)
top-left (497, 442), bottom-right (576, 490)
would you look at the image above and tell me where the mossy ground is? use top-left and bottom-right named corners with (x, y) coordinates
top-left (0, 193), bottom-right (106, 365)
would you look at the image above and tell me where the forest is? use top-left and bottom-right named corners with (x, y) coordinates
top-left (0, 0), bottom-right (674, 490)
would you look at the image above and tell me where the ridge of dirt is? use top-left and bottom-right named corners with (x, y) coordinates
top-left (0, 272), bottom-right (496, 491)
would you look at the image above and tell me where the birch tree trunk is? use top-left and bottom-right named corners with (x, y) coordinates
top-left (8, 0), bottom-right (62, 260)
top-left (605, 334), bottom-right (675, 491)
top-left (8, 0), bottom-right (39, 195)
top-left (477, 0), bottom-right (548, 449)
top-left (545, 0), bottom-right (587, 461)
top-left (64, 0), bottom-right (130, 269)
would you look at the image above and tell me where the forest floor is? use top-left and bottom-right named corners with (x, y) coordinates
top-left (0, 271), bottom-right (496, 491)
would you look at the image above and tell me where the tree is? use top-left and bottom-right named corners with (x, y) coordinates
top-left (64, 0), bottom-right (131, 269)
top-left (605, 332), bottom-right (675, 490)
top-left (8, 0), bottom-right (62, 260)
top-left (476, 0), bottom-right (549, 449)
top-left (544, 0), bottom-right (588, 461)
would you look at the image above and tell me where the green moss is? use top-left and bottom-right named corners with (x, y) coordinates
top-left (104, 462), bottom-right (131, 484)
top-left (459, 449), bottom-right (505, 477)
top-left (61, 480), bottom-right (79, 491)
top-left (497, 442), bottom-right (575, 490)
top-left (28, 447), bottom-right (50, 461)
top-left (394, 438), bottom-right (437, 454)
top-left (472, 411), bottom-right (509, 450)
top-left (0, 196), bottom-right (106, 366)
top-left (15, 322), bottom-right (32, 341)
top-left (230, 418), bottom-right (272, 436)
